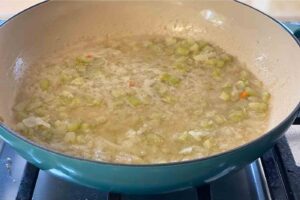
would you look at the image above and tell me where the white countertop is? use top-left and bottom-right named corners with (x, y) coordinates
top-left (0, 0), bottom-right (43, 20)
top-left (1, 0), bottom-right (300, 21)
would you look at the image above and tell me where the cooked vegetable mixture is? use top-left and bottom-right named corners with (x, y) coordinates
top-left (13, 36), bottom-right (270, 164)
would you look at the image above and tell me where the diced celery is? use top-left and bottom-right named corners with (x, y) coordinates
top-left (89, 99), bottom-right (102, 106)
top-left (81, 123), bottom-right (89, 129)
top-left (248, 96), bottom-right (259, 102)
top-left (83, 96), bottom-right (102, 106)
top-left (193, 109), bottom-right (203, 116)
top-left (54, 120), bottom-right (66, 128)
top-left (262, 92), bottom-right (271, 102)
top-left (127, 95), bottom-right (142, 107)
top-left (161, 94), bottom-right (176, 104)
top-left (230, 87), bottom-right (240, 101)
top-left (220, 53), bottom-right (233, 63)
top-left (177, 39), bottom-right (190, 48)
top-left (60, 74), bottom-right (73, 83)
top-left (22, 116), bottom-right (50, 128)
top-left (39, 79), bottom-right (50, 91)
top-left (205, 58), bottom-right (225, 68)
top-left (179, 147), bottom-right (193, 154)
top-left (197, 41), bottom-right (207, 50)
top-left (155, 84), bottom-right (168, 97)
top-left (235, 80), bottom-right (247, 89)
top-left (15, 122), bottom-right (26, 132)
top-left (178, 132), bottom-right (189, 141)
top-left (189, 43), bottom-right (199, 52)
top-left (76, 135), bottom-right (85, 143)
top-left (245, 87), bottom-right (257, 96)
top-left (40, 130), bottom-right (53, 141)
top-left (58, 112), bottom-right (68, 119)
top-left (200, 119), bottom-right (214, 129)
top-left (67, 121), bottom-right (81, 132)
top-left (64, 132), bottom-right (76, 143)
top-left (143, 40), bottom-right (153, 48)
top-left (69, 98), bottom-right (81, 107)
top-left (203, 140), bottom-right (212, 148)
top-left (175, 56), bottom-right (188, 64)
top-left (186, 38), bottom-right (196, 45)
top-left (228, 110), bottom-right (245, 122)
top-left (222, 82), bottom-right (232, 90)
top-left (174, 63), bottom-right (190, 73)
top-left (193, 54), bottom-right (204, 62)
top-left (165, 37), bottom-right (177, 46)
top-left (151, 45), bottom-right (163, 53)
top-left (206, 110), bottom-right (216, 118)
top-left (212, 68), bottom-right (221, 79)
top-left (80, 123), bottom-right (91, 133)
top-left (175, 47), bottom-right (190, 56)
top-left (16, 112), bottom-right (27, 121)
top-left (71, 77), bottom-right (85, 86)
top-left (95, 116), bottom-right (107, 124)
top-left (75, 57), bottom-right (89, 66)
top-left (219, 91), bottom-right (230, 101)
top-left (52, 126), bottom-right (64, 135)
top-left (202, 45), bottom-right (215, 52)
top-left (204, 59), bottom-right (215, 66)
top-left (76, 65), bottom-right (87, 73)
top-left (34, 107), bottom-right (46, 116)
top-left (13, 101), bottom-right (27, 112)
top-left (215, 59), bottom-right (225, 68)
top-left (161, 73), bottom-right (181, 86)
top-left (146, 134), bottom-right (164, 144)
top-left (248, 102), bottom-right (268, 113)
top-left (188, 130), bottom-right (208, 140)
top-left (113, 98), bottom-right (125, 107)
top-left (214, 115), bottom-right (226, 124)
top-left (111, 89), bottom-right (125, 98)
top-left (60, 91), bottom-right (74, 104)
top-left (253, 80), bottom-right (263, 87)
top-left (26, 100), bottom-right (42, 111)
top-left (240, 70), bottom-right (249, 79)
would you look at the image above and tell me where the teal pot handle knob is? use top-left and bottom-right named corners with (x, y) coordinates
top-left (282, 22), bottom-right (300, 40)
top-left (281, 22), bottom-right (300, 121)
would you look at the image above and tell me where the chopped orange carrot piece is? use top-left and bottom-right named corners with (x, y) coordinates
top-left (240, 91), bottom-right (249, 99)
top-left (128, 80), bottom-right (136, 87)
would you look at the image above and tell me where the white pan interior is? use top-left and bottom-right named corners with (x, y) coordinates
top-left (0, 1), bottom-right (299, 134)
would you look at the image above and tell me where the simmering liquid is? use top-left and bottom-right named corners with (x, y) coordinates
top-left (13, 36), bottom-right (270, 164)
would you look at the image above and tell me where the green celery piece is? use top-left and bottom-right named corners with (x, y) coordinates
top-left (161, 73), bottom-right (181, 86)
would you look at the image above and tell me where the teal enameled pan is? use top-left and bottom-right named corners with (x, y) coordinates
top-left (0, 1), bottom-right (299, 194)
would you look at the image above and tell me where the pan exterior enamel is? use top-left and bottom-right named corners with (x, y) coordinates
top-left (0, 111), bottom-right (297, 194)
top-left (0, 1), bottom-right (299, 194)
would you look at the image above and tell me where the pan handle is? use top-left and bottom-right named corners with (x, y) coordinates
top-left (280, 22), bottom-right (300, 124)
top-left (0, 20), bottom-right (5, 26)
top-left (282, 22), bottom-right (300, 124)
top-left (281, 22), bottom-right (300, 41)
